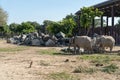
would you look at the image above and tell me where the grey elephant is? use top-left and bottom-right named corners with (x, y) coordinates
top-left (69, 36), bottom-right (93, 54)
top-left (95, 35), bottom-right (115, 52)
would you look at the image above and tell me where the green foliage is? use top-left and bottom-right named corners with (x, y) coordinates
top-left (37, 48), bottom-right (62, 55)
top-left (80, 7), bottom-right (103, 28)
top-left (25, 21), bottom-right (42, 30)
top-left (43, 20), bottom-right (54, 27)
top-left (3, 24), bottom-right (10, 34)
top-left (21, 22), bottom-right (36, 34)
top-left (102, 64), bottom-right (119, 74)
top-left (78, 54), bottom-right (120, 64)
top-left (0, 7), bottom-right (8, 25)
top-left (9, 22), bottom-right (37, 34)
top-left (0, 24), bottom-right (11, 38)
top-left (80, 7), bottom-right (103, 35)
top-left (61, 15), bottom-right (76, 36)
top-left (46, 21), bottom-right (61, 34)
top-left (9, 23), bottom-right (20, 34)
top-left (46, 14), bottom-right (77, 37)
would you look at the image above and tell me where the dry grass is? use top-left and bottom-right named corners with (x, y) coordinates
top-left (0, 40), bottom-right (120, 80)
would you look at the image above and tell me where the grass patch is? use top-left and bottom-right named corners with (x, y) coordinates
top-left (49, 72), bottom-right (79, 80)
top-left (0, 46), bottom-right (29, 52)
top-left (37, 48), bottom-right (63, 55)
top-left (78, 54), bottom-right (120, 64)
top-left (102, 64), bottom-right (119, 74)
top-left (73, 66), bottom-right (97, 74)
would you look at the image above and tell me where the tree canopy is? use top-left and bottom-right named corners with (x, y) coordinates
top-left (0, 7), bottom-right (8, 26)
top-left (79, 7), bottom-right (103, 35)
top-left (46, 14), bottom-right (77, 37)
top-left (80, 7), bottom-right (103, 29)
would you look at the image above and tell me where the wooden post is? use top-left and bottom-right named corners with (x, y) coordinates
top-left (78, 15), bottom-right (81, 35)
top-left (91, 18), bottom-right (95, 38)
top-left (111, 6), bottom-right (114, 36)
top-left (101, 16), bottom-right (103, 35)
top-left (106, 16), bottom-right (108, 27)
top-left (106, 16), bottom-right (109, 35)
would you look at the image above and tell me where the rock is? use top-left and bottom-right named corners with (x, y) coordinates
top-left (45, 39), bottom-right (55, 47)
top-left (7, 37), bottom-right (20, 44)
top-left (32, 32), bottom-right (39, 38)
top-left (31, 39), bottom-right (41, 46)
top-left (43, 35), bottom-right (50, 41)
top-left (19, 34), bottom-right (27, 42)
top-left (56, 32), bottom-right (65, 38)
top-left (24, 37), bottom-right (31, 45)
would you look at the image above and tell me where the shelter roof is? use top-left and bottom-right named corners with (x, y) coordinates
top-left (76, 0), bottom-right (120, 17)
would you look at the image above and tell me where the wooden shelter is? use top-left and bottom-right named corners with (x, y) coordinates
top-left (75, 0), bottom-right (120, 44)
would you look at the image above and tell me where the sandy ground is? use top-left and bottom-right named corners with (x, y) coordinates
top-left (0, 40), bottom-right (120, 80)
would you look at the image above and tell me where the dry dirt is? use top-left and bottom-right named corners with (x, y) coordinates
top-left (0, 40), bottom-right (120, 80)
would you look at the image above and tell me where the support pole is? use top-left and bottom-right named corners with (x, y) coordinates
top-left (101, 16), bottom-right (103, 35)
top-left (111, 6), bottom-right (114, 36)
top-left (91, 18), bottom-right (95, 38)
top-left (106, 16), bottom-right (109, 35)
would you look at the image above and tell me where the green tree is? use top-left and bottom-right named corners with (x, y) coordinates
top-left (3, 24), bottom-right (11, 38)
top-left (0, 7), bottom-right (8, 26)
top-left (26, 21), bottom-right (41, 30)
top-left (80, 7), bottom-right (103, 35)
top-left (20, 22), bottom-right (36, 34)
top-left (46, 21), bottom-right (61, 34)
top-left (61, 16), bottom-right (76, 37)
top-left (46, 14), bottom-right (77, 37)
top-left (9, 23), bottom-right (20, 34)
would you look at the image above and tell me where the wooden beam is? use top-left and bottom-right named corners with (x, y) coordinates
top-left (91, 18), bottom-right (95, 38)
top-left (101, 16), bottom-right (103, 35)
top-left (105, 16), bottom-right (109, 35)
top-left (111, 6), bottom-right (114, 36)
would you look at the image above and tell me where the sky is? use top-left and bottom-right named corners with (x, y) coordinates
top-left (0, 0), bottom-right (114, 25)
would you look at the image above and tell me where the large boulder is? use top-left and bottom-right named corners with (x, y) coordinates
top-left (31, 39), bottom-right (41, 46)
top-left (24, 35), bottom-right (32, 45)
top-left (45, 39), bottom-right (56, 47)
top-left (56, 32), bottom-right (65, 38)
top-left (7, 37), bottom-right (20, 44)
top-left (19, 34), bottom-right (27, 42)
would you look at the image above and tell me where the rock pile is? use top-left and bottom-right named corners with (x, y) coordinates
top-left (7, 32), bottom-right (69, 47)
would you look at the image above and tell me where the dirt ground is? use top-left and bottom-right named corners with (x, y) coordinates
top-left (0, 40), bottom-right (120, 80)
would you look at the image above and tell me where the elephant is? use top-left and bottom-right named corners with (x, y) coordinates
top-left (69, 36), bottom-right (93, 54)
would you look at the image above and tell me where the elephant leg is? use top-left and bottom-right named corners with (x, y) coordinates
top-left (78, 46), bottom-right (80, 54)
top-left (110, 46), bottom-right (113, 52)
top-left (74, 46), bottom-right (76, 54)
